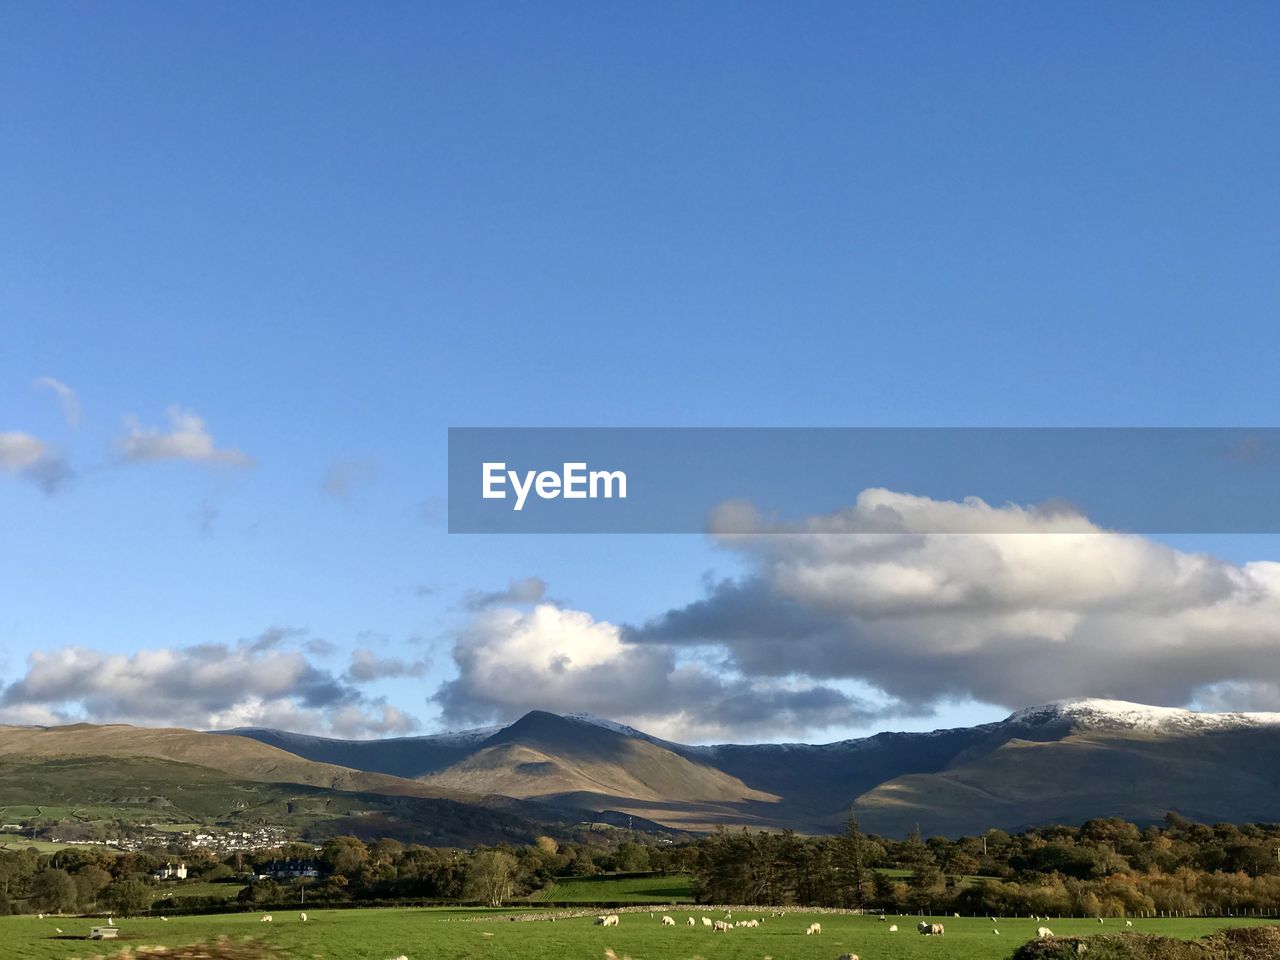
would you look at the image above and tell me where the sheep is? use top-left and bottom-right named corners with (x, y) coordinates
top-left (1037, 926), bottom-right (1054, 938)
top-left (919, 922), bottom-right (944, 935)
top-left (701, 917), bottom-right (712, 928)
top-left (260, 915), bottom-right (273, 923)
top-left (1098, 917), bottom-right (1105, 924)
top-left (878, 914), bottom-right (887, 922)
top-left (594, 914), bottom-right (619, 927)
top-left (661, 915), bottom-right (675, 926)
top-left (836, 954), bottom-right (860, 960)
top-left (743, 919), bottom-right (760, 928)
top-left (1126, 920), bottom-right (1134, 926)
top-left (953, 912), bottom-right (961, 918)
top-left (713, 920), bottom-right (732, 933)
top-left (889, 924), bottom-right (898, 932)
top-left (300, 913), bottom-right (308, 922)
top-left (994, 929), bottom-right (1000, 935)
top-left (805, 922), bottom-right (822, 935)
top-left (687, 917), bottom-right (696, 926)
top-left (55, 928), bottom-right (63, 934)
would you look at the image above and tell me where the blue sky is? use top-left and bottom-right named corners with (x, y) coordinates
top-left (2, 2), bottom-right (1279, 742)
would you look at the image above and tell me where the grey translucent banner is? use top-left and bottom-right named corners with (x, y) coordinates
top-left (447, 428), bottom-right (1280, 534)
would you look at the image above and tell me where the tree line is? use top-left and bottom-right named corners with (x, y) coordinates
top-left (6, 813), bottom-right (1280, 917)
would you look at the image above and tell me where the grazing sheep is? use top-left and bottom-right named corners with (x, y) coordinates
top-left (661, 916), bottom-right (675, 926)
top-left (994, 929), bottom-right (1000, 935)
top-left (743, 919), bottom-right (760, 928)
top-left (1038, 926), bottom-right (1054, 938)
top-left (805, 922), bottom-right (822, 935)
top-left (918, 922), bottom-right (944, 936)
top-left (1126, 920), bottom-right (1133, 926)
top-left (953, 913), bottom-right (961, 918)
top-left (701, 917), bottom-right (712, 928)
top-left (299, 913), bottom-right (308, 922)
top-left (889, 924), bottom-right (898, 932)
top-left (687, 918), bottom-right (695, 926)
top-left (55, 928), bottom-right (62, 934)
top-left (1098, 917), bottom-right (1105, 924)
top-left (594, 914), bottom-right (619, 927)
top-left (878, 915), bottom-right (887, 922)
top-left (260, 915), bottom-right (273, 923)
top-left (713, 920), bottom-right (732, 933)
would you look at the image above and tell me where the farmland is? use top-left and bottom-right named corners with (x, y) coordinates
top-left (4, 908), bottom-right (1279, 960)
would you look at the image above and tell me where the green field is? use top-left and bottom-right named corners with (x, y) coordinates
top-left (536, 873), bottom-right (696, 903)
top-left (3, 908), bottom-right (1279, 960)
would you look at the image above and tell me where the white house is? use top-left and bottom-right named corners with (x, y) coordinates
top-left (153, 863), bottom-right (188, 880)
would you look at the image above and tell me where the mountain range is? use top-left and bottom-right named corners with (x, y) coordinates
top-left (4, 698), bottom-right (1280, 842)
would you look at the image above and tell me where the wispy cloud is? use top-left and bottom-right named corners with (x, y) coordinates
top-left (0, 431), bottom-right (73, 494)
top-left (464, 576), bottom-right (548, 610)
top-left (33, 377), bottom-right (81, 427)
top-left (117, 407), bottom-right (254, 467)
top-left (320, 458), bottom-right (379, 501)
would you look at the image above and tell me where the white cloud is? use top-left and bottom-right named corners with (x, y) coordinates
top-left (632, 488), bottom-right (1280, 715)
top-left (33, 377), bottom-right (81, 427)
top-left (0, 632), bottom-right (420, 738)
top-left (434, 601), bottom-right (876, 741)
top-left (117, 407), bottom-right (254, 467)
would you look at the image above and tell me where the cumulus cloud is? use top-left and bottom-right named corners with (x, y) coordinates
top-left (33, 376), bottom-right (81, 427)
top-left (465, 576), bottom-right (548, 610)
top-left (627, 488), bottom-right (1280, 717)
top-left (433, 601), bottom-right (879, 741)
top-left (320, 458), bottom-right (379, 500)
top-left (0, 431), bottom-right (73, 494)
top-left (117, 407), bottom-right (253, 467)
top-left (0, 631), bottom-right (419, 738)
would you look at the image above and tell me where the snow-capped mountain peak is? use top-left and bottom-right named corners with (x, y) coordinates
top-left (1008, 697), bottom-right (1280, 734)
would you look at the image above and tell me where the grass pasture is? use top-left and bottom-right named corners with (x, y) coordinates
top-left (536, 874), bottom-right (696, 903)
top-left (4, 908), bottom-right (1280, 960)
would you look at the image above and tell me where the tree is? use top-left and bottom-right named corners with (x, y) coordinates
top-left (31, 868), bottom-right (79, 913)
top-left (321, 836), bottom-right (369, 878)
top-left (103, 877), bottom-right (154, 916)
top-left (464, 850), bottom-right (517, 907)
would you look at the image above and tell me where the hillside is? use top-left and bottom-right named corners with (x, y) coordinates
top-left (11, 699), bottom-right (1280, 838)
top-left (415, 711), bottom-right (779, 830)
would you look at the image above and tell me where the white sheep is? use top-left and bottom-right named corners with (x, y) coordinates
top-left (661, 915), bottom-right (675, 926)
top-left (1038, 926), bottom-right (1054, 938)
top-left (889, 924), bottom-right (897, 932)
top-left (701, 917), bottom-right (712, 927)
top-left (1126, 920), bottom-right (1134, 926)
top-left (687, 917), bottom-right (695, 926)
top-left (594, 914), bottom-right (619, 927)
top-left (919, 922), bottom-right (944, 935)
top-left (805, 922), bottom-right (822, 935)
top-left (260, 915), bottom-right (273, 923)
top-left (300, 913), bottom-right (308, 922)
top-left (836, 954), bottom-right (860, 960)
top-left (713, 920), bottom-right (732, 932)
